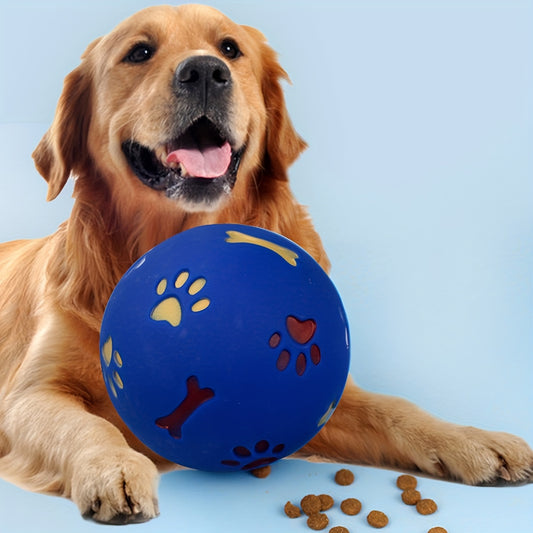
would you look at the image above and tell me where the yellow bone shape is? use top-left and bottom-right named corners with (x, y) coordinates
top-left (225, 230), bottom-right (299, 267)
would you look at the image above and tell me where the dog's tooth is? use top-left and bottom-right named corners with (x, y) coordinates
top-left (179, 163), bottom-right (189, 177)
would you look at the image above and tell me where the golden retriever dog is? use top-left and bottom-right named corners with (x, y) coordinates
top-left (0, 4), bottom-right (531, 525)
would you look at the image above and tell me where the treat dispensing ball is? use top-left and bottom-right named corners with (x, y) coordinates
top-left (100, 224), bottom-right (350, 472)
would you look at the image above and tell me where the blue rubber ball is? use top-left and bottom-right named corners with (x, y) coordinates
top-left (100, 224), bottom-right (350, 471)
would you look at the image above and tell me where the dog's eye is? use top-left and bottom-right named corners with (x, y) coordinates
top-left (219, 38), bottom-right (242, 60)
top-left (123, 43), bottom-right (155, 64)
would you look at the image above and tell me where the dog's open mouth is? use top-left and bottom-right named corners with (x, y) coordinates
top-left (122, 117), bottom-right (243, 207)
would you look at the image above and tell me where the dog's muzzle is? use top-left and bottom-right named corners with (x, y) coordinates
top-left (122, 55), bottom-right (245, 209)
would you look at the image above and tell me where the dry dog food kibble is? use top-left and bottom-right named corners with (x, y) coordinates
top-left (307, 513), bottom-right (329, 531)
top-left (367, 510), bottom-right (389, 528)
top-left (396, 474), bottom-right (417, 490)
top-left (401, 488), bottom-right (421, 505)
top-left (340, 498), bottom-right (362, 516)
top-left (284, 501), bottom-right (301, 518)
top-left (282, 471), bottom-right (445, 532)
top-left (250, 465), bottom-right (271, 478)
top-left (318, 494), bottom-right (334, 511)
top-left (301, 495), bottom-right (323, 516)
top-left (416, 498), bottom-right (438, 515)
top-left (335, 468), bottom-right (355, 486)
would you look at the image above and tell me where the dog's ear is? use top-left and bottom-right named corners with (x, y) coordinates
top-left (33, 41), bottom-right (98, 201)
top-left (244, 26), bottom-right (307, 180)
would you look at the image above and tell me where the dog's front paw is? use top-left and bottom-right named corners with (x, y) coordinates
top-left (71, 447), bottom-right (160, 524)
top-left (417, 426), bottom-right (533, 486)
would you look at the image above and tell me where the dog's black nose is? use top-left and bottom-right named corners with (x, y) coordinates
top-left (174, 55), bottom-right (232, 105)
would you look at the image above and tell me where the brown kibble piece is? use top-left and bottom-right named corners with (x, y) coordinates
top-left (416, 499), bottom-right (438, 515)
top-left (330, 527), bottom-right (350, 533)
top-left (367, 510), bottom-right (389, 528)
top-left (250, 465), bottom-right (271, 478)
top-left (335, 468), bottom-right (355, 486)
top-left (301, 494), bottom-right (322, 516)
top-left (307, 513), bottom-right (329, 530)
top-left (428, 528), bottom-right (447, 533)
top-left (340, 498), bottom-right (362, 516)
top-left (318, 494), bottom-right (334, 511)
top-left (401, 488), bottom-right (421, 505)
top-left (284, 501), bottom-right (301, 518)
top-left (396, 474), bottom-right (417, 490)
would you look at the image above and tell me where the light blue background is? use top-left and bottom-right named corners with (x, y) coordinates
top-left (0, 0), bottom-right (532, 531)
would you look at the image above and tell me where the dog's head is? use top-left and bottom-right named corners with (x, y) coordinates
top-left (33, 4), bottom-right (305, 213)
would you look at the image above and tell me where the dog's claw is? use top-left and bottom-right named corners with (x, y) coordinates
top-left (498, 463), bottom-right (512, 482)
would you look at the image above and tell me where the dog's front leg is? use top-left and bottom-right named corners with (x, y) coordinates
top-left (301, 378), bottom-right (533, 485)
top-left (2, 389), bottom-right (159, 524)
top-left (0, 308), bottom-right (160, 524)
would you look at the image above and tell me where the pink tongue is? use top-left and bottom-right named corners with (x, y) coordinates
top-left (166, 142), bottom-right (232, 178)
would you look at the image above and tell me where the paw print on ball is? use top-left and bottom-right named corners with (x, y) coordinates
top-left (150, 271), bottom-right (210, 327)
top-left (221, 440), bottom-right (286, 470)
top-left (269, 316), bottom-right (321, 376)
top-left (101, 336), bottom-right (124, 398)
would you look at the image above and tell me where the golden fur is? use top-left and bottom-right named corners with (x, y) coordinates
top-left (0, 4), bottom-right (531, 524)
